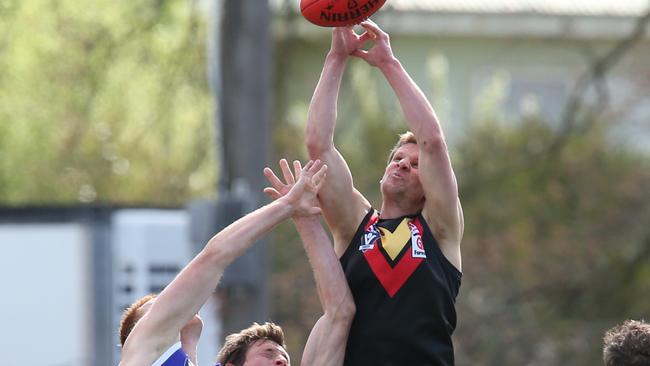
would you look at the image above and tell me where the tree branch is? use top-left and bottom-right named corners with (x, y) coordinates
top-left (548, 10), bottom-right (650, 155)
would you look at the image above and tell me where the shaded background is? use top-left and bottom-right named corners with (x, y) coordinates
top-left (1, 1), bottom-right (649, 365)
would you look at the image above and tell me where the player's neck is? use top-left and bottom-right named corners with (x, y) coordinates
top-left (379, 199), bottom-right (422, 220)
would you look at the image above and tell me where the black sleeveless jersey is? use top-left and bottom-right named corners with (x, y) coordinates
top-left (340, 209), bottom-right (462, 366)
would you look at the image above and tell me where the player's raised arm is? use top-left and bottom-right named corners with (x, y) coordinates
top-left (296, 215), bottom-right (356, 366)
top-left (120, 160), bottom-right (325, 366)
top-left (305, 27), bottom-right (372, 255)
top-left (264, 160), bottom-right (355, 366)
top-left (353, 20), bottom-right (463, 271)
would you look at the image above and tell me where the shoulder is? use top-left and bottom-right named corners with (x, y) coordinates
top-left (422, 198), bottom-right (463, 244)
top-left (151, 342), bottom-right (188, 366)
top-left (122, 340), bottom-right (184, 366)
top-left (333, 207), bottom-right (375, 257)
top-left (421, 209), bottom-right (462, 273)
top-left (330, 200), bottom-right (373, 257)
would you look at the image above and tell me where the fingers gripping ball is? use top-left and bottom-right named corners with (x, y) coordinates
top-left (300, 0), bottom-right (387, 27)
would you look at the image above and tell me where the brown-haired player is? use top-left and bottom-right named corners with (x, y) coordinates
top-left (603, 319), bottom-right (650, 366)
top-left (306, 20), bottom-right (463, 365)
top-left (118, 159), bottom-right (355, 366)
top-left (215, 322), bottom-right (287, 365)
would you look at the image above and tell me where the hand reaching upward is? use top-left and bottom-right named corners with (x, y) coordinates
top-left (263, 159), bottom-right (327, 217)
top-left (351, 20), bottom-right (396, 67)
top-left (330, 26), bottom-right (372, 57)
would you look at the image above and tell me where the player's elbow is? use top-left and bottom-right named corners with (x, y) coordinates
top-left (305, 131), bottom-right (332, 158)
top-left (201, 238), bottom-right (233, 268)
top-left (330, 294), bottom-right (356, 326)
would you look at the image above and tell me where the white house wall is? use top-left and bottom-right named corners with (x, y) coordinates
top-left (0, 223), bottom-right (91, 366)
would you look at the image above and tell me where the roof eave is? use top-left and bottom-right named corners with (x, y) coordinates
top-left (275, 10), bottom-right (650, 41)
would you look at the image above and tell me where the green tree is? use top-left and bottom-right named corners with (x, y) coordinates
top-left (454, 116), bottom-right (650, 365)
top-left (0, 0), bottom-right (215, 206)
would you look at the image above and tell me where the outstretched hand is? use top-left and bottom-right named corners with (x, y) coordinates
top-left (263, 159), bottom-right (327, 217)
top-left (330, 25), bottom-right (372, 57)
top-left (350, 20), bottom-right (395, 67)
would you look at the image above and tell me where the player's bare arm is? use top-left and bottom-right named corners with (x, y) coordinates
top-left (354, 20), bottom-right (463, 271)
top-left (120, 160), bottom-right (327, 366)
top-left (305, 26), bottom-right (372, 255)
top-left (264, 160), bottom-right (355, 366)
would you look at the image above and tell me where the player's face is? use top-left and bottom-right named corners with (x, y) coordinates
top-left (242, 340), bottom-right (290, 366)
top-left (381, 143), bottom-right (424, 199)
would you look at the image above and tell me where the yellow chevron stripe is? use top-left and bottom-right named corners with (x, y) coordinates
top-left (378, 218), bottom-right (412, 261)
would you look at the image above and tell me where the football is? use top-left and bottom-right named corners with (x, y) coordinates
top-left (300, 0), bottom-right (387, 27)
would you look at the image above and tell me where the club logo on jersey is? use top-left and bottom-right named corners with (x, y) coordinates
top-left (359, 226), bottom-right (379, 251)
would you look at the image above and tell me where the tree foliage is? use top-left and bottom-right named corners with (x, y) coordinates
top-left (454, 116), bottom-right (650, 365)
top-left (0, 0), bottom-right (215, 206)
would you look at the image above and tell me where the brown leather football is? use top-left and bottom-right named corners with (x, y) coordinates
top-left (300, 0), bottom-right (387, 27)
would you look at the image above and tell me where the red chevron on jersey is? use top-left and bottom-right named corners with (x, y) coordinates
top-left (362, 215), bottom-right (425, 297)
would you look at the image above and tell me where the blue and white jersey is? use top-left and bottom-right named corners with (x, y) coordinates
top-left (152, 342), bottom-right (193, 366)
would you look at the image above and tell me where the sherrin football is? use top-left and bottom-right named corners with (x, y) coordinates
top-left (300, 0), bottom-right (387, 27)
